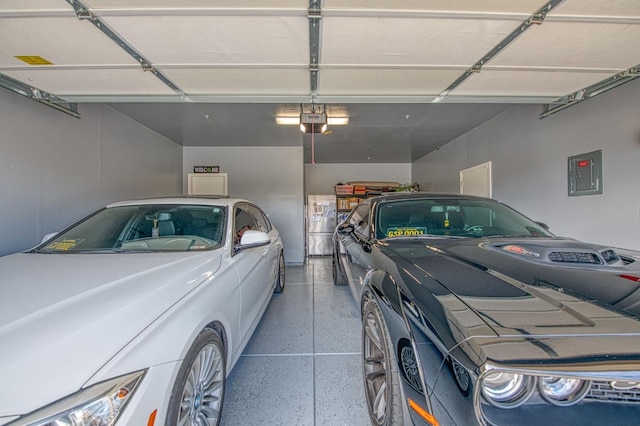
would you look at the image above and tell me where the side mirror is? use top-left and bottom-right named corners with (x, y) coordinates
top-left (336, 222), bottom-right (354, 235)
top-left (40, 232), bottom-right (58, 244)
top-left (238, 230), bottom-right (270, 249)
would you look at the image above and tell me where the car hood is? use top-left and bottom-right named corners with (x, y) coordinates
top-left (385, 238), bottom-right (640, 362)
top-left (0, 251), bottom-right (222, 416)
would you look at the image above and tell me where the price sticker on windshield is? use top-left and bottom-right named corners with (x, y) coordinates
top-left (386, 227), bottom-right (427, 237)
top-left (46, 239), bottom-right (81, 251)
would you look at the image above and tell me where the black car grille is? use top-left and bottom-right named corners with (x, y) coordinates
top-left (548, 251), bottom-right (601, 264)
top-left (586, 381), bottom-right (640, 404)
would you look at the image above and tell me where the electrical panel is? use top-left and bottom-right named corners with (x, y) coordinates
top-left (568, 150), bottom-right (602, 196)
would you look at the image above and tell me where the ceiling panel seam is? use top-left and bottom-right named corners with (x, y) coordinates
top-left (321, 10), bottom-right (529, 20)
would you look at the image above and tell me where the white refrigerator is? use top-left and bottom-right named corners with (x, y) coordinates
top-left (307, 195), bottom-right (337, 256)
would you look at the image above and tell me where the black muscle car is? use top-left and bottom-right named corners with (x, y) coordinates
top-left (333, 193), bottom-right (640, 426)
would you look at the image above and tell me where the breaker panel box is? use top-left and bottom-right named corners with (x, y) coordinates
top-left (568, 150), bottom-right (602, 196)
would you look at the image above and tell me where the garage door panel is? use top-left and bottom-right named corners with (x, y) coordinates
top-left (162, 68), bottom-right (309, 95)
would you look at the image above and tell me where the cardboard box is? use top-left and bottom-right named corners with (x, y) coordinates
top-left (335, 185), bottom-right (354, 195)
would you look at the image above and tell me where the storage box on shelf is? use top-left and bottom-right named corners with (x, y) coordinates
top-left (337, 197), bottom-right (362, 211)
top-left (353, 185), bottom-right (366, 195)
top-left (336, 181), bottom-right (401, 212)
top-left (335, 185), bottom-right (354, 195)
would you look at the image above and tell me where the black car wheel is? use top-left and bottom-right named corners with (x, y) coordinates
top-left (274, 251), bottom-right (285, 293)
top-left (166, 328), bottom-right (226, 426)
top-left (450, 357), bottom-right (472, 397)
top-left (362, 298), bottom-right (404, 425)
top-left (333, 246), bottom-right (347, 286)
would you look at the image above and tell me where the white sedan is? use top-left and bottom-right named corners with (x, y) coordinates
top-left (0, 197), bottom-right (285, 426)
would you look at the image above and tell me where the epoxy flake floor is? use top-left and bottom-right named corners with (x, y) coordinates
top-left (220, 257), bottom-right (370, 426)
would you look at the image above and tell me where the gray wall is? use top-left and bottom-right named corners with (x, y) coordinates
top-left (183, 146), bottom-right (305, 264)
top-left (0, 89), bottom-right (182, 256)
top-left (4, 76), bottom-right (637, 259)
top-left (412, 78), bottom-right (640, 251)
top-left (305, 163), bottom-right (412, 195)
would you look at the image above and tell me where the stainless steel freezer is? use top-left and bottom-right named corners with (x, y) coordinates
top-left (307, 195), bottom-right (337, 256)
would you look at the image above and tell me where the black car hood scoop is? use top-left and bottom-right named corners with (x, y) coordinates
top-left (486, 240), bottom-right (631, 267)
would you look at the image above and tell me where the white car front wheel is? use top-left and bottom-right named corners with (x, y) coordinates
top-left (166, 328), bottom-right (226, 426)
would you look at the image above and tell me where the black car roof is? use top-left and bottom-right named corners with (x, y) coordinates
top-left (366, 192), bottom-right (493, 203)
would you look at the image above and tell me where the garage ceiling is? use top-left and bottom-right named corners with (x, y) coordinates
top-left (1, 0), bottom-right (639, 163)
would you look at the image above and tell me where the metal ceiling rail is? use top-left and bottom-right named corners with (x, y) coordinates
top-left (308, 0), bottom-right (322, 101)
top-left (65, 0), bottom-right (186, 99)
top-left (0, 72), bottom-right (80, 118)
top-left (540, 64), bottom-right (640, 119)
top-left (432, 0), bottom-right (565, 102)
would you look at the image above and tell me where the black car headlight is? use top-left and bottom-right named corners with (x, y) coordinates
top-left (11, 370), bottom-right (144, 426)
top-left (538, 376), bottom-right (590, 406)
top-left (481, 371), bottom-right (535, 408)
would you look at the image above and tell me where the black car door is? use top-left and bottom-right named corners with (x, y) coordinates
top-left (339, 203), bottom-right (373, 302)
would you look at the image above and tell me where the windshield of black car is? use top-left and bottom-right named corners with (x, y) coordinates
top-left (375, 198), bottom-right (553, 239)
top-left (38, 204), bottom-right (227, 253)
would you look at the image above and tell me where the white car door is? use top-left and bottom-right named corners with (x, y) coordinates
top-left (232, 204), bottom-right (274, 339)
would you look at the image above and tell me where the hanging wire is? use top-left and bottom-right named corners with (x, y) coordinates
top-left (311, 113), bottom-right (315, 164)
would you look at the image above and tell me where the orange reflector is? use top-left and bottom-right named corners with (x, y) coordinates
top-left (116, 388), bottom-right (130, 399)
top-left (148, 409), bottom-right (157, 426)
top-left (408, 398), bottom-right (439, 426)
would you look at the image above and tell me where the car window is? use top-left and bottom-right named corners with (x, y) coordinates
top-left (349, 204), bottom-right (371, 238)
top-left (234, 205), bottom-right (257, 244)
top-left (248, 205), bottom-right (272, 232)
top-left (376, 198), bottom-right (553, 239)
top-left (40, 204), bottom-right (227, 252)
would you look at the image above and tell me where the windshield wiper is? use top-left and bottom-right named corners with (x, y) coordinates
top-left (29, 248), bottom-right (55, 254)
top-left (113, 248), bottom-right (155, 253)
top-left (485, 234), bottom-right (540, 238)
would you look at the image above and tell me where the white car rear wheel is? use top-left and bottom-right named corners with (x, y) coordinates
top-left (274, 251), bottom-right (285, 293)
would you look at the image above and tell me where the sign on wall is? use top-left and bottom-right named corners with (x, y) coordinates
top-left (194, 166), bottom-right (220, 173)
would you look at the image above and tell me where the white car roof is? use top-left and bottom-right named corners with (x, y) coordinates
top-left (107, 196), bottom-right (249, 208)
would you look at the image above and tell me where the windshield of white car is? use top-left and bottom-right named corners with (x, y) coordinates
top-left (375, 198), bottom-right (553, 239)
top-left (36, 204), bottom-right (227, 253)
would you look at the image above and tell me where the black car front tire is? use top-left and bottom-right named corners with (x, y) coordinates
top-left (362, 298), bottom-right (404, 425)
top-left (166, 328), bottom-right (226, 426)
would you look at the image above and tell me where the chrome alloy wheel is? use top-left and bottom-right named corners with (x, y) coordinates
top-left (362, 298), bottom-right (403, 425)
top-left (363, 308), bottom-right (388, 424)
top-left (179, 343), bottom-right (224, 425)
top-left (169, 330), bottom-right (226, 426)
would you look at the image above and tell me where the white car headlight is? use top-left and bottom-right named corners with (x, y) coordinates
top-left (481, 371), bottom-right (535, 408)
top-left (538, 376), bottom-right (590, 406)
top-left (11, 370), bottom-right (144, 426)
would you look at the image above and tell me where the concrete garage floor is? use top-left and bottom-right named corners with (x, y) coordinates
top-left (221, 257), bottom-right (370, 425)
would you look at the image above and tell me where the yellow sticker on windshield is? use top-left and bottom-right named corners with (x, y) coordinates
top-left (46, 239), bottom-right (81, 251)
top-left (386, 227), bottom-right (426, 237)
